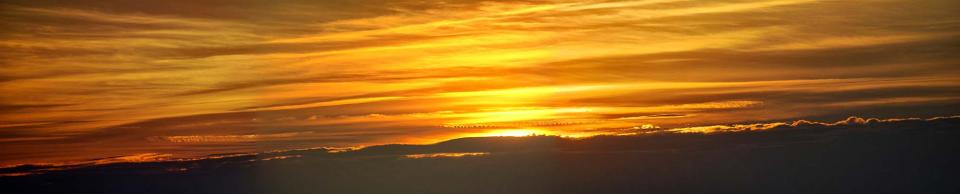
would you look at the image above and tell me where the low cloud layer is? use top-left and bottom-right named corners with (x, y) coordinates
top-left (2, 115), bottom-right (958, 193)
top-left (670, 115), bottom-right (960, 133)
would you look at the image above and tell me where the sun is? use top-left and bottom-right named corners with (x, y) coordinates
top-left (480, 129), bottom-right (553, 137)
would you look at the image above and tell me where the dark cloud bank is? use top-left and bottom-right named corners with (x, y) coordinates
top-left (2, 116), bottom-right (959, 194)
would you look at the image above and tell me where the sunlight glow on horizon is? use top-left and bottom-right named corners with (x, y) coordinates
top-left (478, 129), bottom-right (553, 137)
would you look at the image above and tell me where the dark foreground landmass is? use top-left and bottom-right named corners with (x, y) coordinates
top-left (2, 117), bottom-right (959, 194)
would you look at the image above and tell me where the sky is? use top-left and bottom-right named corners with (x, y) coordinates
top-left (1, 0), bottom-right (959, 166)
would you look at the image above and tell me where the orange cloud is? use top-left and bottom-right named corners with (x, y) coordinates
top-left (2, 0), bottom-right (959, 166)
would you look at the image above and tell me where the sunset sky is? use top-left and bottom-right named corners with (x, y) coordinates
top-left (1, 0), bottom-right (959, 166)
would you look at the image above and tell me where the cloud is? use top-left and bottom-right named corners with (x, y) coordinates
top-left (3, 77), bottom-right (958, 166)
top-left (147, 132), bottom-right (312, 143)
top-left (670, 115), bottom-right (960, 133)
top-left (506, 35), bottom-right (960, 83)
top-left (1, 114), bottom-right (958, 194)
top-left (1, 0), bottom-right (959, 167)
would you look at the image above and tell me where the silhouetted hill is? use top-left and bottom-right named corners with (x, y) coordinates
top-left (2, 116), bottom-right (959, 194)
top-left (360, 136), bottom-right (563, 155)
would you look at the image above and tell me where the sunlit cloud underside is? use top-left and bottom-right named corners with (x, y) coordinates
top-left (1, 0), bottom-right (959, 165)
